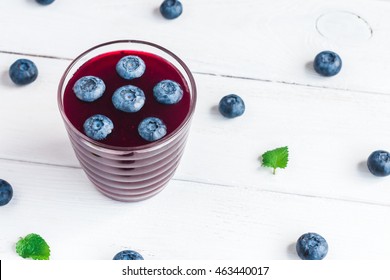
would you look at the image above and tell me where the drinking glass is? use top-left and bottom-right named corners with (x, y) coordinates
top-left (58, 40), bottom-right (197, 202)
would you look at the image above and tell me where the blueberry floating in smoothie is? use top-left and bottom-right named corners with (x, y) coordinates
top-left (296, 232), bottom-right (328, 260)
top-left (138, 117), bottom-right (167, 142)
top-left (313, 51), bottom-right (342, 77)
top-left (112, 85), bottom-right (146, 113)
top-left (64, 50), bottom-right (191, 147)
top-left (0, 179), bottom-right (13, 206)
top-left (116, 55), bottom-right (146, 80)
top-left (367, 150), bottom-right (390, 177)
top-left (83, 114), bottom-right (114, 141)
top-left (9, 59), bottom-right (38, 85)
top-left (113, 250), bottom-right (144, 260)
top-left (73, 76), bottom-right (106, 102)
top-left (160, 0), bottom-right (183, 19)
top-left (218, 94), bottom-right (245, 118)
top-left (153, 80), bottom-right (183, 105)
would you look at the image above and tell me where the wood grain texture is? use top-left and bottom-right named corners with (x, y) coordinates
top-left (0, 0), bottom-right (389, 260)
top-left (1, 160), bottom-right (389, 260)
top-left (1, 0), bottom-right (390, 93)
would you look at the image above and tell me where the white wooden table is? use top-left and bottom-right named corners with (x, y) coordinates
top-left (1, 0), bottom-right (390, 260)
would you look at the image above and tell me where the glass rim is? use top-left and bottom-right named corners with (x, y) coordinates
top-left (57, 39), bottom-right (197, 152)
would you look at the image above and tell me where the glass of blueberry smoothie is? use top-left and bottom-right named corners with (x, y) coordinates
top-left (57, 40), bottom-right (197, 202)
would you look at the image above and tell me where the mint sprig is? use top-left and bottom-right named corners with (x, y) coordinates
top-left (16, 233), bottom-right (50, 260)
top-left (260, 146), bottom-right (289, 175)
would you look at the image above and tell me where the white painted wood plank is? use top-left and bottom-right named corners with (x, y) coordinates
top-left (0, 160), bottom-right (389, 260)
top-left (0, 0), bottom-right (390, 261)
top-left (178, 74), bottom-right (390, 206)
top-left (0, 0), bottom-right (390, 93)
top-left (0, 53), bottom-right (77, 167)
top-left (1, 53), bottom-right (390, 206)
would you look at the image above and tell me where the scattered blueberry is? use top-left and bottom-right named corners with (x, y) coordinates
top-left (138, 117), bottom-right (167, 142)
top-left (83, 114), bottom-right (114, 141)
top-left (313, 51), bottom-right (342, 77)
top-left (116, 56), bottom-right (146, 80)
top-left (296, 232), bottom-right (328, 260)
top-left (218, 94), bottom-right (245, 118)
top-left (112, 85), bottom-right (146, 113)
top-left (153, 80), bottom-right (183, 105)
top-left (367, 150), bottom-right (390, 177)
top-left (113, 250), bottom-right (144, 260)
top-left (0, 179), bottom-right (13, 206)
top-left (73, 76), bottom-right (106, 102)
top-left (36, 0), bottom-right (55, 5)
top-left (160, 0), bottom-right (183, 19)
top-left (9, 59), bottom-right (38, 85)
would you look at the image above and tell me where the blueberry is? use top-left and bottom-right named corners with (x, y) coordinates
top-left (36, 0), bottom-right (55, 5)
top-left (296, 232), bottom-right (328, 260)
top-left (113, 250), bottom-right (144, 260)
top-left (218, 94), bottom-right (245, 118)
top-left (9, 59), bottom-right (38, 85)
top-left (367, 150), bottom-right (390, 177)
top-left (153, 80), bottom-right (183, 105)
top-left (138, 117), bottom-right (167, 142)
top-left (112, 85), bottom-right (145, 113)
top-left (160, 0), bottom-right (183, 19)
top-left (116, 56), bottom-right (146, 80)
top-left (83, 114), bottom-right (114, 141)
top-left (73, 76), bottom-right (106, 102)
top-left (0, 179), bottom-right (13, 206)
top-left (313, 51), bottom-right (342, 77)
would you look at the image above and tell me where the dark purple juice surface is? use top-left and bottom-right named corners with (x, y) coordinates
top-left (64, 50), bottom-right (190, 147)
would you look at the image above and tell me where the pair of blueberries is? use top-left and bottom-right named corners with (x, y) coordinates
top-left (112, 234), bottom-right (329, 260)
top-left (111, 79), bottom-right (183, 113)
top-left (308, 52), bottom-right (390, 178)
top-left (83, 115), bottom-right (167, 142)
top-left (217, 50), bottom-right (342, 119)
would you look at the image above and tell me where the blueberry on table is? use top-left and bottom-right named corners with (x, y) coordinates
top-left (73, 76), bottom-right (106, 102)
top-left (83, 114), bottom-right (114, 141)
top-left (218, 94), bottom-right (245, 118)
top-left (313, 51), bottom-right (342, 77)
top-left (153, 80), bottom-right (183, 104)
top-left (112, 85), bottom-right (145, 113)
top-left (0, 179), bottom-right (13, 206)
top-left (296, 232), bottom-right (328, 260)
top-left (9, 59), bottom-right (38, 85)
top-left (36, 0), bottom-right (55, 5)
top-left (138, 117), bottom-right (167, 142)
top-left (116, 56), bottom-right (146, 80)
top-left (160, 0), bottom-right (183, 19)
top-left (113, 250), bottom-right (144, 260)
top-left (367, 150), bottom-right (390, 177)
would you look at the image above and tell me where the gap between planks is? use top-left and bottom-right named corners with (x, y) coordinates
top-left (0, 50), bottom-right (389, 98)
top-left (1, 157), bottom-right (389, 209)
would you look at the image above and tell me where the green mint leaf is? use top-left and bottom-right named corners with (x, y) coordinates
top-left (261, 146), bottom-right (289, 175)
top-left (16, 233), bottom-right (50, 260)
